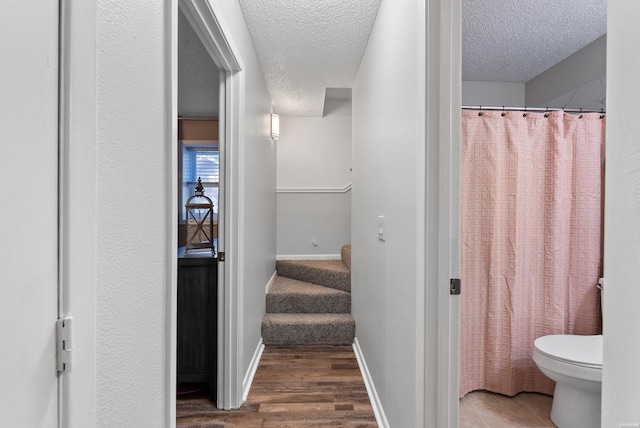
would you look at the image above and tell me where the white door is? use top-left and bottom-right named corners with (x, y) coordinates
top-left (0, 1), bottom-right (60, 426)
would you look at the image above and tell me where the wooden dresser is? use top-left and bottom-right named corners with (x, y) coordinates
top-left (177, 248), bottom-right (217, 401)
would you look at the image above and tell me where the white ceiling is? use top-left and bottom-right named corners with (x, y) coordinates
top-left (236, 0), bottom-right (607, 117)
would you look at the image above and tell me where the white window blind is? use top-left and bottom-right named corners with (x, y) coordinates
top-left (183, 147), bottom-right (219, 183)
top-left (182, 147), bottom-right (219, 220)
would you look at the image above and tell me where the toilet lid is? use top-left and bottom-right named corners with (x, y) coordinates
top-left (534, 335), bottom-right (603, 368)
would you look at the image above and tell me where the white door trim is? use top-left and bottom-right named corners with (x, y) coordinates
top-left (177, 0), bottom-right (245, 410)
top-left (424, 0), bottom-right (461, 426)
top-left (58, 0), bottom-right (99, 425)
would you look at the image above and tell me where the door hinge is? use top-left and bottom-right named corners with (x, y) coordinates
top-left (56, 317), bottom-right (73, 373)
top-left (218, 251), bottom-right (225, 262)
top-left (450, 278), bottom-right (461, 295)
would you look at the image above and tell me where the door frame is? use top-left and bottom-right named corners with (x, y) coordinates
top-left (176, 0), bottom-right (245, 410)
top-left (424, 0), bottom-right (461, 426)
top-left (58, 0), bottom-right (99, 425)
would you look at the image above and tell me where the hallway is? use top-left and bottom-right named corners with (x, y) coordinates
top-left (177, 345), bottom-right (377, 427)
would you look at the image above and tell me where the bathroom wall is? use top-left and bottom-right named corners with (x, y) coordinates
top-left (526, 35), bottom-right (606, 109)
top-left (462, 81), bottom-right (525, 106)
top-left (544, 75), bottom-right (606, 111)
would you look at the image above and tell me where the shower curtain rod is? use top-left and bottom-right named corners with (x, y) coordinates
top-left (462, 105), bottom-right (605, 114)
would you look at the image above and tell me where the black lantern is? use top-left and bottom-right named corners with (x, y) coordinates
top-left (185, 177), bottom-right (215, 255)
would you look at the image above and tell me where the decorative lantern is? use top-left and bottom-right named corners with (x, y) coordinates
top-left (185, 177), bottom-right (215, 255)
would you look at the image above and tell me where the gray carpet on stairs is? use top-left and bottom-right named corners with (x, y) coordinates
top-left (275, 259), bottom-right (351, 292)
top-left (262, 313), bottom-right (355, 346)
top-left (267, 276), bottom-right (351, 314)
top-left (262, 247), bottom-right (354, 346)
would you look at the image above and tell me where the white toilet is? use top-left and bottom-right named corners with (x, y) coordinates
top-left (532, 280), bottom-right (603, 428)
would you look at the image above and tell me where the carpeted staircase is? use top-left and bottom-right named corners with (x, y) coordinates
top-left (262, 245), bottom-right (355, 345)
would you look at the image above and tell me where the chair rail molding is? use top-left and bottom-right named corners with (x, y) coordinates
top-left (276, 183), bottom-right (352, 194)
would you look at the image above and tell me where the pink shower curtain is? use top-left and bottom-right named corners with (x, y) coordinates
top-left (459, 110), bottom-right (605, 397)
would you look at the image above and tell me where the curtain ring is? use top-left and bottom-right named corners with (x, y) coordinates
top-left (600, 108), bottom-right (605, 119)
top-left (501, 106), bottom-right (506, 117)
top-left (544, 107), bottom-right (550, 118)
top-left (579, 108), bottom-right (584, 119)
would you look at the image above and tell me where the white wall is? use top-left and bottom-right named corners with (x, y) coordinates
top-left (544, 75), bottom-right (606, 111)
top-left (352, 1), bottom-right (423, 426)
top-left (602, 3), bottom-right (640, 426)
top-left (277, 99), bottom-right (352, 257)
top-left (462, 81), bottom-right (524, 106)
top-left (277, 192), bottom-right (351, 258)
top-left (94, 1), bottom-right (168, 424)
top-left (526, 35), bottom-right (606, 108)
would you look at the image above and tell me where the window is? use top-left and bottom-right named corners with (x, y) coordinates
top-left (181, 146), bottom-right (219, 220)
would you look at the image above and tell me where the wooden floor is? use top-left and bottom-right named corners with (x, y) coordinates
top-left (176, 345), bottom-right (378, 428)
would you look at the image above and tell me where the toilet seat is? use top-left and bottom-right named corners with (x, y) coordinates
top-left (534, 334), bottom-right (602, 368)
top-left (533, 335), bottom-right (602, 383)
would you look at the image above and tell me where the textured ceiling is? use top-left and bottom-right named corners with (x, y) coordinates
top-left (238, 0), bottom-right (606, 116)
top-left (463, 0), bottom-right (607, 82)
top-left (239, 0), bottom-right (382, 117)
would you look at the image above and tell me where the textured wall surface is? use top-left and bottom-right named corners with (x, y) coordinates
top-left (602, 3), bottom-right (640, 426)
top-left (95, 0), bottom-right (168, 425)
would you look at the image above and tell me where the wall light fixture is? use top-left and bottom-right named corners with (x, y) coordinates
top-left (270, 113), bottom-right (280, 141)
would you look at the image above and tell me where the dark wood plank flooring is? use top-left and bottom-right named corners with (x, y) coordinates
top-left (176, 345), bottom-right (378, 427)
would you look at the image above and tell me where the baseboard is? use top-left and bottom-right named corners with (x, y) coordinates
top-left (276, 254), bottom-right (341, 261)
top-left (243, 339), bottom-right (265, 401)
top-left (353, 338), bottom-right (390, 428)
top-left (265, 270), bottom-right (277, 293)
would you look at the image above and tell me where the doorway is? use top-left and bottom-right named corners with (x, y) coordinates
top-left (174, 0), bottom-right (245, 412)
top-left (458, 1), bottom-right (607, 424)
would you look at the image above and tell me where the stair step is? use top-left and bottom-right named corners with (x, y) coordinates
top-left (262, 313), bottom-right (355, 346)
top-left (276, 260), bottom-right (350, 292)
top-left (341, 245), bottom-right (351, 272)
top-left (267, 276), bottom-right (351, 314)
